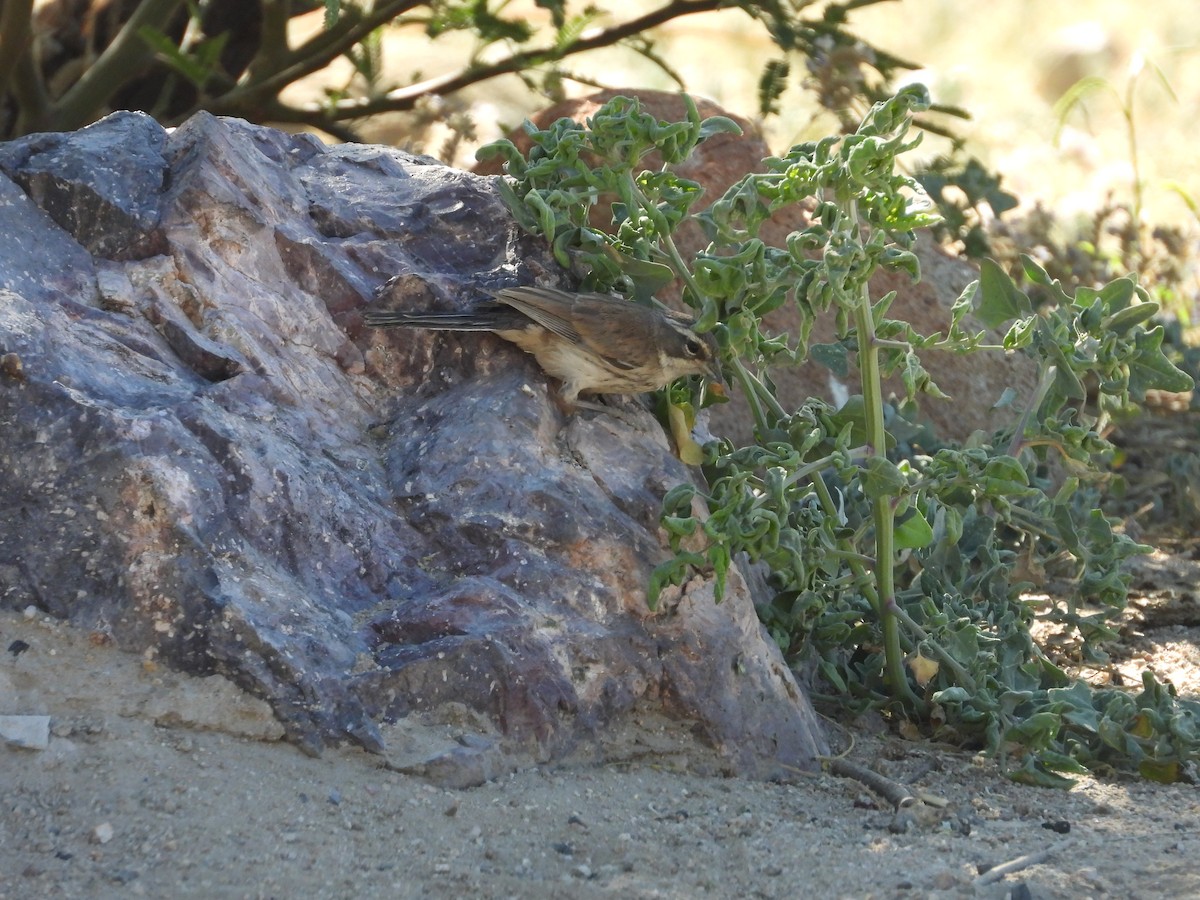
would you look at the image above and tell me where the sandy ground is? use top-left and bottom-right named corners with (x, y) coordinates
top-left (2, 591), bottom-right (1198, 900)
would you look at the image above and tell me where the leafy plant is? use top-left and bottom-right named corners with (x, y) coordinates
top-left (478, 89), bottom-right (1199, 785)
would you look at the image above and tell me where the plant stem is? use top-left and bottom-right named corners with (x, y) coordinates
top-left (1005, 363), bottom-right (1057, 457)
top-left (728, 357), bottom-right (770, 435)
top-left (809, 466), bottom-right (880, 610)
top-left (1123, 75), bottom-right (1144, 269)
top-left (846, 201), bottom-right (917, 707)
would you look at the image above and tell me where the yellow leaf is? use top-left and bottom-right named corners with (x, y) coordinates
top-left (668, 402), bottom-right (704, 465)
top-left (907, 651), bottom-right (939, 687)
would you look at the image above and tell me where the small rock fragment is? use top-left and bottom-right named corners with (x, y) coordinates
top-left (1, 352), bottom-right (23, 379)
top-left (0, 715), bottom-right (51, 750)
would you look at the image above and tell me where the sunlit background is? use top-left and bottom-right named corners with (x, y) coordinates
top-left (286, 1), bottom-right (1199, 232)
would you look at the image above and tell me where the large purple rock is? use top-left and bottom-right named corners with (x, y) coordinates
top-left (0, 111), bottom-right (827, 782)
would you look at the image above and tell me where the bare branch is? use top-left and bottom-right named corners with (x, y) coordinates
top-left (212, 0), bottom-right (425, 116)
top-left (256, 98), bottom-right (366, 143)
top-left (10, 43), bottom-right (51, 133)
top-left (320, 0), bottom-right (723, 120)
top-left (215, 0), bottom-right (722, 123)
top-left (0, 0), bottom-right (35, 106)
top-left (50, 0), bottom-right (186, 131)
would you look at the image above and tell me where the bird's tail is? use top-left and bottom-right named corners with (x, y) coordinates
top-left (362, 308), bottom-right (501, 330)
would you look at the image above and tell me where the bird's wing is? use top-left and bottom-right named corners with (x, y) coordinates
top-left (493, 287), bottom-right (583, 344)
top-left (567, 295), bottom-right (654, 372)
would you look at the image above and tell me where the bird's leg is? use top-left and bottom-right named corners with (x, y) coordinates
top-left (558, 390), bottom-right (649, 427)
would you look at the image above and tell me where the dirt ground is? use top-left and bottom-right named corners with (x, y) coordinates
top-left (3, 530), bottom-right (1199, 900)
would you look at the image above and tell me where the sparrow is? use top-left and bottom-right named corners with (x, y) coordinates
top-left (363, 285), bottom-right (721, 404)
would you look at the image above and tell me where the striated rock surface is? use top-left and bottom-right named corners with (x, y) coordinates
top-left (0, 110), bottom-right (827, 782)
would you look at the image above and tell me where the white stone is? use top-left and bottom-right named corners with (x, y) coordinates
top-left (0, 715), bottom-right (51, 750)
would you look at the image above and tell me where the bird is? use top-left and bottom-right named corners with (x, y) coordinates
top-left (362, 285), bottom-right (722, 406)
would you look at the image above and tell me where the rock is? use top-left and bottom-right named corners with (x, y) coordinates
top-left (0, 715), bottom-right (51, 750)
top-left (0, 110), bottom-right (826, 780)
top-left (0, 110), bottom-right (168, 259)
top-left (138, 672), bottom-right (286, 742)
top-left (475, 90), bottom-right (1040, 446)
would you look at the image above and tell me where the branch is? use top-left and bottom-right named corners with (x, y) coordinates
top-left (296, 0), bottom-right (723, 122)
top-left (211, 0), bottom-right (425, 115)
top-left (8, 27), bottom-right (51, 134)
top-left (256, 99), bottom-right (365, 143)
top-left (828, 757), bottom-right (916, 811)
top-left (0, 0), bottom-right (34, 107)
top-left (49, 0), bottom-right (186, 131)
top-left (247, 0), bottom-right (296, 80)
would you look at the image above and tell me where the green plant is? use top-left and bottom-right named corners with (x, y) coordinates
top-left (479, 89), bottom-right (1199, 785)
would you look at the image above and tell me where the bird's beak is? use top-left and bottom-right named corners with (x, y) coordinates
top-left (706, 358), bottom-right (725, 388)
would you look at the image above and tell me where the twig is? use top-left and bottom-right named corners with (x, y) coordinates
top-left (827, 757), bottom-right (916, 810)
top-left (974, 841), bottom-right (1070, 886)
top-left (256, 100), bottom-right (365, 143)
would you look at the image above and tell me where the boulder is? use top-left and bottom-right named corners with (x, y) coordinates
top-left (0, 110), bottom-right (827, 782)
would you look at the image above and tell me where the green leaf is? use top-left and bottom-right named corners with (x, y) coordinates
top-left (138, 27), bottom-right (229, 90)
top-left (810, 342), bottom-right (850, 378)
top-left (894, 508), bottom-right (934, 549)
top-left (647, 553), bottom-right (703, 611)
top-left (1096, 275), bottom-right (1137, 313)
top-left (698, 116), bottom-right (744, 142)
top-left (1020, 254), bottom-right (1072, 305)
top-left (1032, 750), bottom-right (1091, 775)
top-left (950, 281), bottom-right (979, 329)
top-left (1139, 759), bottom-right (1182, 784)
top-left (1001, 316), bottom-right (1037, 350)
top-left (1127, 326), bottom-right (1195, 395)
top-left (933, 686), bottom-right (972, 704)
top-left (1104, 301), bottom-right (1158, 335)
top-left (1008, 760), bottom-right (1080, 789)
top-left (662, 483), bottom-right (697, 514)
top-left (662, 516), bottom-right (698, 536)
top-left (862, 456), bottom-right (906, 500)
top-left (977, 259), bottom-right (1032, 328)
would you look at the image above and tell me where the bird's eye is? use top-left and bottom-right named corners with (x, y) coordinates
top-left (684, 337), bottom-right (704, 357)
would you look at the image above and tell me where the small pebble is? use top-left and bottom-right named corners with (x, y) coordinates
top-left (0, 715), bottom-right (51, 750)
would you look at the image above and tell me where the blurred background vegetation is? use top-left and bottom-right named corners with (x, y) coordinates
top-left (3, 1), bottom-right (1195, 322)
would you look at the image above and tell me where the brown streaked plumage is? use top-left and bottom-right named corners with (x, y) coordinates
top-left (363, 285), bottom-right (721, 404)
